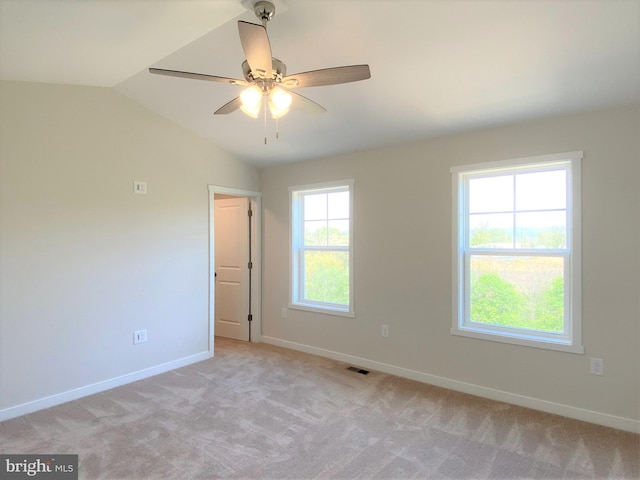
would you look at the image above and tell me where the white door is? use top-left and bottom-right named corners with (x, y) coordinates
top-left (214, 197), bottom-right (250, 341)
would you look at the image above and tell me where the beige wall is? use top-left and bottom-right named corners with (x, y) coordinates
top-left (260, 104), bottom-right (640, 431)
top-left (2, 79), bottom-right (638, 432)
top-left (0, 81), bottom-right (258, 415)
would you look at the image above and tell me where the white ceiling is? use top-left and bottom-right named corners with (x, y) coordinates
top-left (1, 0), bottom-right (639, 167)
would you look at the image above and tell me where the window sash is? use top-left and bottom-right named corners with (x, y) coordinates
top-left (462, 250), bottom-right (571, 343)
top-left (463, 167), bottom-right (570, 252)
top-left (299, 247), bottom-right (350, 308)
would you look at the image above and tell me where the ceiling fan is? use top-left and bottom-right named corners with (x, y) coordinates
top-left (149, 1), bottom-right (371, 122)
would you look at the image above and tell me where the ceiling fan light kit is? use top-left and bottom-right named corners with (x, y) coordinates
top-left (269, 88), bottom-right (293, 118)
top-left (149, 0), bottom-right (371, 138)
top-left (239, 86), bottom-right (262, 118)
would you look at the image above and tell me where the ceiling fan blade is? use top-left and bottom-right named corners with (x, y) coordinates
top-left (238, 21), bottom-right (272, 79)
top-left (149, 68), bottom-right (247, 86)
top-left (289, 90), bottom-right (327, 114)
top-left (214, 96), bottom-right (243, 115)
top-left (282, 65), bottom-right (371, 88)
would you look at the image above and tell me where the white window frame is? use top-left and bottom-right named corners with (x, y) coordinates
top-left (451, 151), bottom-right (583, 353)
top-left (289, 180), bottom-right (355, 317)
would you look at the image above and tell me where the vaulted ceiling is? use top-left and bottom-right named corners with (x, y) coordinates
top-left (1, 0), bottom-right (639, 166)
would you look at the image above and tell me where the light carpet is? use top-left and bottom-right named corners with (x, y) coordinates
top-left (1, 337), bottom-right (638, 479)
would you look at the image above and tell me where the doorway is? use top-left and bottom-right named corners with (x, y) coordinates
top-left (208, 186), bottom-right (262, 356)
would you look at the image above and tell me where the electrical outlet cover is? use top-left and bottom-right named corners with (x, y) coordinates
top-left (590, 357), bottom-right (603, 376)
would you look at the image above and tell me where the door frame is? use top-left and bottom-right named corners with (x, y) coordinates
top-left (208, 185), bottom-right (262, 356)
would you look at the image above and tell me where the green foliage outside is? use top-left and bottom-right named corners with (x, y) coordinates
top-left (531, 227), bottom-right (565, 249)
top-left (533, 276), bottom-right (565, 331)
top-left (470, 273), bottom-right (524, 325)
top-left (303, 226), bottom-right (349, 305)
top-left (470, 224), bottom-right (565, 249)
top-left (304, 251), bottom-right (349, 305)
top-left (305, 225), bottom-right (349, 247)
top-left (470, 227), bottom-right (512, 247)
top-left (470, 273), bottom-right (564, 332)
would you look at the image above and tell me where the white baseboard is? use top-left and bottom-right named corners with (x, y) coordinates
top-left (0, 351), bottom-right (211, 423)
top-left (262, 336), bottom-right (640, 434)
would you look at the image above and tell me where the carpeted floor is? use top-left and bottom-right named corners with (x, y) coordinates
top-left (1, 337), bottom-right (638, 479)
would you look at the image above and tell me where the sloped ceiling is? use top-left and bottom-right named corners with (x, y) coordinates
top-left (1, 0), bottom-right (639, 166)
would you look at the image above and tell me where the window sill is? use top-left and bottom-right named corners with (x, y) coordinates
top-left (288, 303), bottom-right (355, 318)
top-left (451, 326), bottom-right (584, 354)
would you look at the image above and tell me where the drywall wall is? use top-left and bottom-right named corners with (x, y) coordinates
top-left (0, 81), bottom-right (258, 416)
top-left (260, 104), bottom-right (640, 432)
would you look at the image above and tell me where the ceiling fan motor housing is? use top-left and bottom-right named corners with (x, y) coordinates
top-left (254, 1), bottom-right (275, 24)
top-left (242, 58), bottom-right (286, 85)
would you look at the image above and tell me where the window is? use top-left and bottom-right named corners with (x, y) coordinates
top-left (290, 180), bottom-right (354, 316)
top-left (451, 152), bottom-right (583, 353)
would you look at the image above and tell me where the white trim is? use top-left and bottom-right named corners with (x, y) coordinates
top-left (287, 303), bottom-right (355, 318)
top-left (450, 150), bottom-right (584, 173)
top-left (262, 336), bottom-right (639, 434)
top-left (208, 185), bottom-right (263, 350)
top-left (0, 351), bottom-right (210, 422)
top-left (568, 157), bottom-right (583, 351)
top-left (450, 327), bottom-right (585, 354)
top-left (288, 179), bottom-right (355, 192)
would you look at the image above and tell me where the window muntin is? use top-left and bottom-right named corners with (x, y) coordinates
top-left (452, 152), bottom-right (583, 353)
top-left (290, 181), bottom-right (354, 316)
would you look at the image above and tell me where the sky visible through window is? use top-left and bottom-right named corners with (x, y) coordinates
top-left (304, 191), bottom-right (349, 246)
top-left (469, 169), bottom-right (567, 249)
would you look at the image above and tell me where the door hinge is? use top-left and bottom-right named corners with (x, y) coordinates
top-left (248, 314), bottom-right (253, 322)
top-left (248, 208), bottom-right (253, 217)
top-left (248, 261), bottom-right (253, 269)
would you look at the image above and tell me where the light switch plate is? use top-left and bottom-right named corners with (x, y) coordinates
top-left (133, 181), bottom-right (147, 194)
top-left (134, 329), bottom-right (148, 344)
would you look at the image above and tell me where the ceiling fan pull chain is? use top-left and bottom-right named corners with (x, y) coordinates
top-left (276, 117), bottom-right (280, 140)
top-left (264, 96), bottom-right (268, 145)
